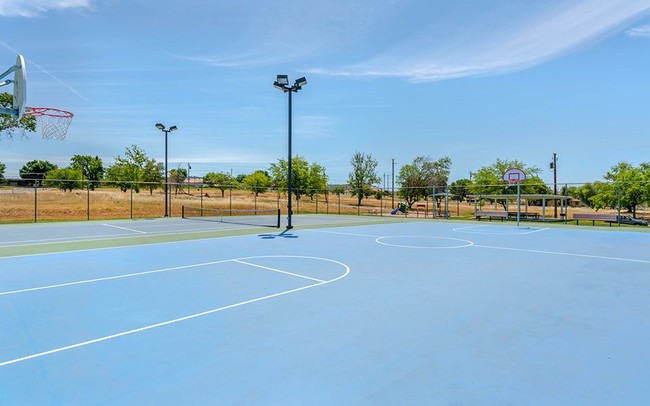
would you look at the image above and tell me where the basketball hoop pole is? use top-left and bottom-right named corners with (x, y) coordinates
top-left (517, 183), bottom-right (521, 227)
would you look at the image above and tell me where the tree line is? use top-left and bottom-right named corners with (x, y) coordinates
top-left (2, 88), bottom-right (650, 214)
top-left (2, 145), bottom-right (650, 214)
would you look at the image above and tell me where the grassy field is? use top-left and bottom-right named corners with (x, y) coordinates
top-left (0, 185), bottom-right (648, 227)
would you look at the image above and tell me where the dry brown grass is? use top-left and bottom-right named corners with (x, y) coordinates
top-left (0, 185), bottom-right (647, 223)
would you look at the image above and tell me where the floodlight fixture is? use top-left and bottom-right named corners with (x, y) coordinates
top-left (169, 125), bottom-right (178, 132)
top-left (155, 123), bottom-right (165, 130)
top-left (276, 75), bottom-right (289, 86)
top-left (294, 77), bottom-right (307, 89)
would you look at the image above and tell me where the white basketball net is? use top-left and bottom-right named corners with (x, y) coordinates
top-left (25, 107), bottom-right (74, 140)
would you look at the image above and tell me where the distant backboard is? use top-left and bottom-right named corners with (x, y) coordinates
top-left (14, 54), bottom-right (26, 118)
top-left (502, 168), bottom-right (526, 183)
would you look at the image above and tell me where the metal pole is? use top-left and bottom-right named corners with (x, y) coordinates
top-left (34, 182), bottom-right (37, 223)
top-left (338, 193), bottom-right (341, 215)
top-left (287, 90), bottom-right (293, 229)
top-left (617, 183), bottom-right (621, 225)
top-left (164, 129), bottom-right (169, 217)
top-left (87, 182), bottom-right (90, 221)
top-left (517, 183), bottom-right (521, 227)
top-left (391, 159), bottom-right (395, 209)
top-left (553, 152), bottom-right (557, 218)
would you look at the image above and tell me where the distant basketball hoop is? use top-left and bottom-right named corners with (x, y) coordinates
top-left (24, 107), bottom-right (74, 140)
top-left (502, 168), bottom-right (526, 184)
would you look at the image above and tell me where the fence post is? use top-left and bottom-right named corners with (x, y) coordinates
top-left (316, 195), bottom-right (319, 214)
top-left (617, 183), bottom-right (621, 226)
top-left (34, 182), bottom-right (38, 223)
top-left (338, 194), bottom-right (341, 215)
top-left (130, 185), bottom-right (133, 219)
top-left (87, 182), bottom-right (90, 221)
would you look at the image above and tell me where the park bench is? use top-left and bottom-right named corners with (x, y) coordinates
top-left (367, 208), bottom-right (381, 216)
top-left (475, 210), bottom-right (508, 221)
top-left (573, 213), bottom-right (619, 226)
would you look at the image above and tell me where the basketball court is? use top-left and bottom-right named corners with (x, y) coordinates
top-left (1, 216), bottom-right (649, 403)
top-left (2, 53), bottom-right (649, 403)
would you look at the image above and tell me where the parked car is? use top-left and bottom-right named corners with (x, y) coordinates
top-left (618, 215), bottom-right (649, 226)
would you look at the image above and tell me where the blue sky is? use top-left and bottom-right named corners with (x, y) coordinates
top-left (1, 0), bottom-right (650, 186)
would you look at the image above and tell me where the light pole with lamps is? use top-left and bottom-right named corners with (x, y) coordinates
top-left (155, 123), bottom-right (177, 217)
top-left (273, 74), bottom-right (307, 229)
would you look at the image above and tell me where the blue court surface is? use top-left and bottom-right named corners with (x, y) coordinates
top-left (1, 217), bottom-right (649, 404)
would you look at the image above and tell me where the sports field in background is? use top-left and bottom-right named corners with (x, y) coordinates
top-left (1, 215), bottom-right (649, 403)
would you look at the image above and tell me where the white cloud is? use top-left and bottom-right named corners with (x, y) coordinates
top-left (314, 0), bottom-right (650, 82)
top-left (0, 0), bottom-right (91, 17)
top-left (626, 24), bottom-right (650, 37)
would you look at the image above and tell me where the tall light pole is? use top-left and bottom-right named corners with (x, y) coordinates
top-left (550, 152), bottom-right (558, 218)
top-left (274, 74), bottom-right (307, 230)
top-left (155, 123), bottom-right (177, 217)
top-left (391, 158), bottom-right (396, 209)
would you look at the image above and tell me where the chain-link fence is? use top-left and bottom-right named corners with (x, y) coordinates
top-left (1, 178), bottom-right (648, 224)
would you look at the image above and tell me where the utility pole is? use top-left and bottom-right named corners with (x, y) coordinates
top-left (391, 159), bottom-right (395, 209)
top-left (550, 153), bottom-right (558, 218)
top-left (187, 163), bottom-right (191, 195)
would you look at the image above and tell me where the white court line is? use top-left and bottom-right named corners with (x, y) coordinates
top-left (0, 233), bottom-right (143, 247)
top-left (452, 225), bottom-right (549, 235)
top-left (101, 223), bottom-right (147, 234)
top-left (232, 259), bottom-right (325, 283)
top-left (0, 255), bottom-right (350, 367)
top-left (473, 244), bottom-right (650, 264)
top-left (303, 229), bottom-right (382, 238)
top-left (0, 226), bottom-right (251, 252)
top-left (0, 259), bottom-right (233, 296)
top-left (0, 282), bottom-right (323, 367)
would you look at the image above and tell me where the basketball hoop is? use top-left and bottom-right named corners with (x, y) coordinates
top-left (25, 107), bottom-right (74, 140)
top-left (502, 168), bottom-right (526, 184)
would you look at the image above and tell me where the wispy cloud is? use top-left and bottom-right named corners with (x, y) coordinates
top-left (0, 0), bottom-right (91, 17)
top-left (312, 1), bottom-right (650, 82)
top-left (626, 24), bottom-right (650, 37)
top-left (0, 40), bottom-right (89, 102)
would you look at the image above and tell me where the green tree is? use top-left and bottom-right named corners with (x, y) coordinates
top-left (307, 163), bottom-right (328, 200)
top-left (203, 171), bottom-right (233, 197)
top-left (470, 158), bottom-right (549, 210)
top-left (19, 160), bottom-right (58, 181)
top-left (45, 167), bottom-right (83, 192)
top-left (169, 167), bottom-right (188, 195)
top-left (269, 156), bottom-right (324, 202)
top-left (105, 145), bottom-right (160, 193)
top-left (243, 170), bottom-right (272, 196)
top-left (591, 162), bottom-right (648, 216)
top-left (347, 151), bottom-right (380, 206)
top-left (448, 178), bottom-right (472, 201)
top-left (142, 160), bottom-right (164, 195)
top-left (331, 185), bottom-right (346, 197)
top-left (397, 156), bottom-right (451, 207)
top-left (0, 92), bottom-right (37, 137)
top-left (70, 155), bottom-right (104, 190)
top-left (0, 162), bottom-right (5, 180)
top-left (568, 183), bottom-right (600, 208)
